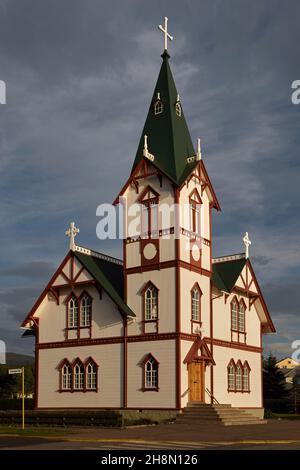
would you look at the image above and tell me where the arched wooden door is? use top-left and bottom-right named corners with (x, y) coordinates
top-left (188, 361), bottom-right (205, 402)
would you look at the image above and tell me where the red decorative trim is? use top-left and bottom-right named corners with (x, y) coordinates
top-left (34, 318), bottom-right (40, 409)
top-left (210, 337), bottom-right (262, 353)
top-left (37, 332), bottom-right (263, 352)
top-left (138, 184), bottom-right (160, 203)
top-left (210, 280), bottom-right (214, 404)
top-left (183, 337), bottom-right (215, 365)
top-left (125, 259), bottom-right (211, 278)
top-left (175, 187), bottom-right (181, 410)
top-left (123, 318), bottom-right (127, 408)
top-left (22, 251), bottom-right (72, 327)
top-left (246, 260), bottom-right (275, 333)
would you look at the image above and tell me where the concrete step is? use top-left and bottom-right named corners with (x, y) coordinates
top-left (176, 403), bottom-right (265, 426)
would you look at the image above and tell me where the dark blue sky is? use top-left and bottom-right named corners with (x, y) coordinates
top-left (0, 0), bottom-right (299, 359)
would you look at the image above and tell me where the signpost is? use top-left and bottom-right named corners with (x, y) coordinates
top-left (8, 367), bottom-right (25, 429)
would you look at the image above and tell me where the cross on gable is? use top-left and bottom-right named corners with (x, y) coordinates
top-left (65, 222), bottom-right (79, 251)
top-left (243, 231), bottom-right (252, 259)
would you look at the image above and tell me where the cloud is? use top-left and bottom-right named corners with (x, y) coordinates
top-left (0, 261), bottom-right (55, 280)
top-left (0, 1), bottom-right (299, 354)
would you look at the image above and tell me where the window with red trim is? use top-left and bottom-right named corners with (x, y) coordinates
top-left (86, 360), bottom-right (97, 390)
top-left (143, 355), bottom-right (159, 390)
top-left (139, 186), bottom-right (159, 237)
top-left (80, 293), bottom-right (92, 327)
top-left (231, 299), bottom-right (238, 331)
top-left (59, 357), bottom-right (98, 392)
top-left (228, 360), bottom-right (236, 391)
top-left (191, 284), bottom-right (201, 322)
top-left (227, 359), bottom-right (251, 393)
top-left (144, 283), bottom-right (158, 321)
top-left (73, 360), bottom-right (84, 390)
top-left (68, 296), bottom-right (79, 328)
top-left (61, 361), bottom-right (72, 390)
top-left (189, 189), bottom-right (202, 235)
top-left (238, 300), bottom-right (246, 333)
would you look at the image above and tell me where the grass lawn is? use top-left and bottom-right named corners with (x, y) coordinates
top-left (0, 426), bottom-right (75, 437)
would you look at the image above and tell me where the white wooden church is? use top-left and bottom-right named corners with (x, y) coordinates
top-left (22, 19), bottom-right (275, 419)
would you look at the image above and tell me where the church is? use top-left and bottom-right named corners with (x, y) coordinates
top-left (21, 19), bottom-right (275, 420)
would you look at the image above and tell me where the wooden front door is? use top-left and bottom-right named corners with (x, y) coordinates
top-left (188, 361), bottom-right (205, 402)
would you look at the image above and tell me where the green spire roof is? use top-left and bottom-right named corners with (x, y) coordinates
top-left (131, 51), bottom-right (197, 185)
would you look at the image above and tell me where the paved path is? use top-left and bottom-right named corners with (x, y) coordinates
top-left (1, 420), bottom-right (300, 450)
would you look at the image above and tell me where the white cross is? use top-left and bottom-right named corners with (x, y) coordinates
top-left (243, 232), bottom-right (252, 259)
top-left (65, 222), bottom-right (79, 251)
top-left (158, 17), bottom-right (173, 52)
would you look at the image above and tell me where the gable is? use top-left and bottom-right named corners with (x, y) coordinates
top-left (22, 250), bottom-right (135, 328)
top-left (212, 257), bottom-right (275, 333)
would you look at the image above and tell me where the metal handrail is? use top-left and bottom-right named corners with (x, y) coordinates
top-left (205, 387), bottom-right (219, 405)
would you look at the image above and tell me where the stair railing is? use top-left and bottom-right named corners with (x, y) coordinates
top-left (205, 387), bottom-right (219, 405)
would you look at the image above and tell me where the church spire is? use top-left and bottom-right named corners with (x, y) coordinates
top-left (131, 31), bottom-right (197, 185)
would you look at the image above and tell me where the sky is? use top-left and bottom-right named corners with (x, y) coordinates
top-left (0, 0), bottom-right (299, 359)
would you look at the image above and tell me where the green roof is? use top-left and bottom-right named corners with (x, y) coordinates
top-left (131, 51), bottom-right (197, 185)
top-left (212, 258), bottom-right (246, 293)
top-left (74, 252), bottom-right (135, 318)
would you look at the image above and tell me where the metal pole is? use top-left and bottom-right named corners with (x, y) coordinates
top-left (22, 367), bottom-right (25, 430)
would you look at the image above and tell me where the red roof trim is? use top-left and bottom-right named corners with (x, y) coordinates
top-left (21, 251), bottom-right (73, 327)
top-left (246, 260), bottom-right (275, 333)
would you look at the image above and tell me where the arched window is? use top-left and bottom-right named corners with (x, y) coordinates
top-left (139, 185), bottom-right (159, 236)
top-left (61, 362), bottom-right (72, 390)
top-left (238, 300), bottom-right (245, 333)
top-left (231, 299), bottom-right (238, 331)
top-left (68, 296), bottom-right (78, 328)
top-left (175, 101), bottom-right (182, 117)
top-left (86, 360), bottom-right (97, 390)
top-left (191, 285), bottom-right (201, 322)
top-left (189, 189), bottom-right (202, 235)
top-left (228, 361), bottom-right (235, 391)
top-left (73, 361), bottom-right (84, 390)
top-left (236, 362), bottom-right (242, 391)
top-left (144, 355), bottom-right (159, 389)
top-left (80, 294), bottom-right (92, 327)
top-left (243, 362), bottom-right (250, 392)
top-left (144, 284), bottom-right (158, 320)
top-left (154, 100), bottom-right (163, 115)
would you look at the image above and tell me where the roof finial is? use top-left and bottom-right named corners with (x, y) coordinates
top-left (143, 134), bottom-right (154, 161)
top-left (65, 222), bottom-right (79, 251)
top-left (243, 232), bottom-right (252, 259)
top-left (158, 17), bottom-right (173, 52)
top-left (196, 138), bottom-right (202, 161)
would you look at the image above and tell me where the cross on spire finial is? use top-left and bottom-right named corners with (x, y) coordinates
top-left (65, 222), bottom-right (79, 251)
top-left (158, 17), bottom-right (173, 52)
top-left (243, 232), bottom-right (252, 259)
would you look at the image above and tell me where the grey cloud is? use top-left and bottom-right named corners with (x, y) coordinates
top-left (0, 261), bottom-right (54, 280)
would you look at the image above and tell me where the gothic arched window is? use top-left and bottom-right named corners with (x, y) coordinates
top-left (86, 359), bottom-right (98, 390)
top-left (61, 361), bottom-right (72, 390)
top-left (144, 283), bottom-right (158, 321)
top-left (73, 360), bottom-right (84, 390)
top-left (80, 293), bottom-right (92, 327)
top-left (143, 354), bottom-right (159, 390)
top-left (191, 284), bottom-right (202, 322)
top-left (68, 296), bottom-right (79, 328)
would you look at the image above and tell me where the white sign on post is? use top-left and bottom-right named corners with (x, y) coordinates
top-left (8, 368), bottom-right (22, 375)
